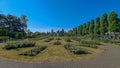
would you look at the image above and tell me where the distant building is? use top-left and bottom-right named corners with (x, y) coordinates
top-left (105, 31), bottom-right (120, 40)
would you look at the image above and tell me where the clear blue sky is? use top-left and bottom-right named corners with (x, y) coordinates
top-left (0, 0), bottom-right (120, 32)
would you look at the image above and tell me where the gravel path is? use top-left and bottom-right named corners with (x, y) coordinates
top-left (0, 43), bottom-right (120, 68)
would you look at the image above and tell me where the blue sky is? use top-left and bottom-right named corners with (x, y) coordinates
top-left (0, 0), bottom-right (120, 32)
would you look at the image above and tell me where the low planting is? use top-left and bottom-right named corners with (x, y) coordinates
top-left (3, 41), bottom-right (35, 50)
top-left (54, 41), bottom-right (61, 45)
top-left (71, 37), bottom-right (81, 42)
top-left (44, 37), bottom-right (54, 42)
top-left (55, 37), bottom-right (61, 40)
top-left (20, 46), bottom-right (47, 56)
top-left (102, 39), bottom-right (120, 43)
top-left (64, 44), bottom-right (90, 55)
top-left (80, 40), bottom-right (100, 48)
top-left (65, 38), bottom-right (72, 42)
top-left (0, 36), bottom-right (9, 42)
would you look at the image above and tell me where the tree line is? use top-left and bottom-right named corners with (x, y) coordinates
top-left (0, 14), bottom-right (28, 39)
top-left (67, 11), bottom-right (120, 36)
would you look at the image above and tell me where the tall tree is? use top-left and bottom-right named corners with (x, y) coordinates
top-left (94, 17), bottom-right (100, 35)
top-left (86, 22), bottom-right (90, 34)
top-left (21, 14), bottom-right (28, 33)
top-left (89, 20), bottom-right (94, 34)
top-left (100, 13), bottom-right (108, 35)
top-left (108, 11), bottom-right (119, 32)
top-left (78, 25), bottom-right (83, 35)
top-left (73, 28), bottom-right (77, 36)
top-left (59, 29), bottom-right (65, 36)
top-left (82, 23), bottom-right (87, 35)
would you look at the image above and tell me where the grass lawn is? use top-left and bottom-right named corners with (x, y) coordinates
top-left (0, 37), bottom-right (106, 63)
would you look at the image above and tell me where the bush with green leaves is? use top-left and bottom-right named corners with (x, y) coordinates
top-left (54, 41), bottom-right (61, 45)
top-left (4, 41), bottom-right (35, 50)
top-left (0, 36), bottom-right (9, 42)
top-left (65, 38), bottom-right (72, 42)
top-left (80, 40), bottom-right (100, 48)
top-left (64, 44), bottom-right (90, 55)
top-left (20, 46), bottom-right (47, 56)
top-left (44, 37), bottom-right (54, 42)
top-left (55, 37), bottom-right (61, 40)
top-left (71, 37), bottom-right (81, 42)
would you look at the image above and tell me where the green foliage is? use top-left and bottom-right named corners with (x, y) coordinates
top-left (0, 14), bottom-right (28, 39)
top-left (80, 40), bottom-right (100, 48)
top-left (67, 11), bottom-right (120, 37)
top-left (54, 41), bottom-right (61, 45)
top-left (65, 38), bottom-right (72, 42)
top-left (15, 32), bottom-right (24, 39)
top-left (71, 37), bottom-right (81, 42)
top-left (44, 37), bottom-right (54, 42)
top-left (100, 13), bottom-right (108, 35)
top-left (94, 17), bottom-right (100, 35)
top-left (108, 11), bottom-right (119, 32)
top-left (55, 37), bottom-right (61, 40)
top-left (101, 39), bottom-right (120, 44)
top-left (0, 36), bottom-right (9, 42)
top-left (4, 41), bottom-right (35, 50)
top-left (20, 46), bottom-right (47, 56)
top-left (89, 20), bottom-right (94, 34)
top-left (82, 23), bottom-right (87, 35)
top-left (64, 44), bottom-right (90, 55)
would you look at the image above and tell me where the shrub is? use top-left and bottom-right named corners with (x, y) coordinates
top-left (64, 44), bottom-right (90, 55)
top-left (65, 38), bottom-right (72, 42)
top-left (20, 46), bottom-right (47, 56)
top-left (0, 36), bottom-right (9, 42)
top-left (80, 40), bottom-right (100, 48)
top-left (81, 40), bottom-right (100, 45)
top-left (54, 41), bottom-right (61, 45)
top-left (3, 41), bottom-right (35, 50)
top-left (80, 44), bottom-right (98, 48)
top-left (55, 37), bottom-right (61, 40)
top-left (71, 37), bottom-right (81, 42)
top-left (44, 37), bottom-right (54, 42)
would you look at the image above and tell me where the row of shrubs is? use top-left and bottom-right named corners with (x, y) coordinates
top-left (101, 39), bottom-right (120, 43)
top-left (81, 40), bottom-right (100, 45)
top-left (20, 46), bottom-right (47, 56)
top-left (3, 41), bottom-right (35, 50)
top-left (44, 37), bottom-right (54, 42)
top-left (80, 40), bottom-right (100, 48)
top-left (64, 44), bottom-right (90, 55)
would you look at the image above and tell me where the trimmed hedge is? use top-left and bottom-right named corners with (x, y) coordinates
top-left (20, 46), bottom-right (47, 56)
top-left (4, 41), bottom-right (35, 50)
top-left (64, 44), bottom-right (90, 55)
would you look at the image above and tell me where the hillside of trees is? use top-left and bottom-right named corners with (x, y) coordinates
top-left (67, 11), bottom-right (120, 36)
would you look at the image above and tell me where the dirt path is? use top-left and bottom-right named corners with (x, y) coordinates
top-left (0, 43), bottom-right (120, 68)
